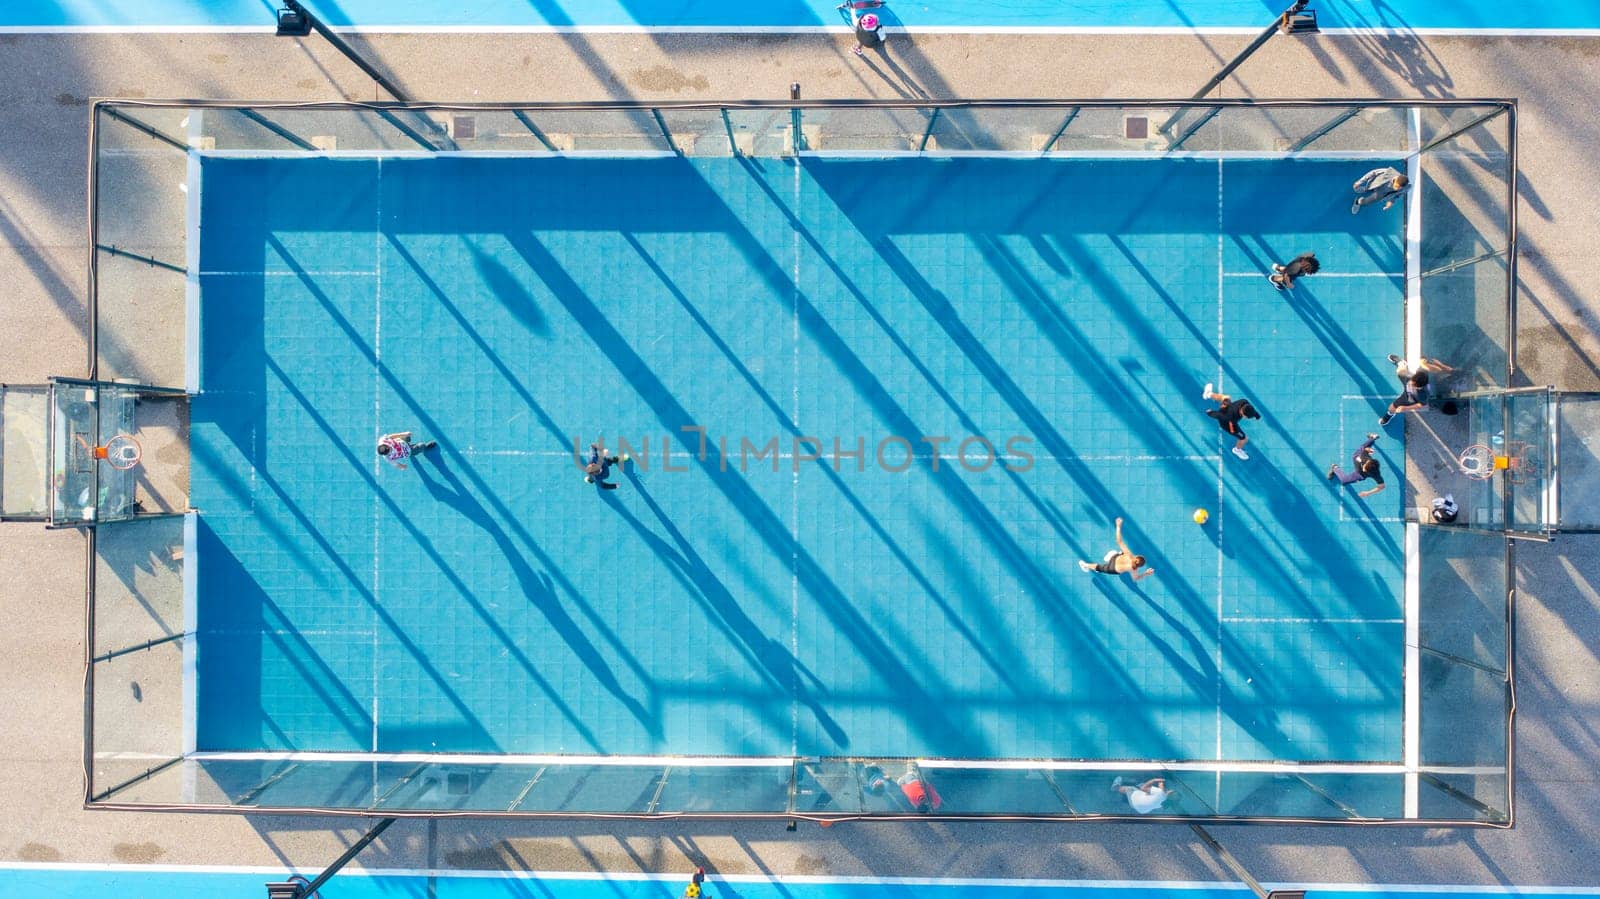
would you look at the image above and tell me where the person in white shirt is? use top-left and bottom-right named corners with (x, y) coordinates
top-left (377, 430), bottom-right (437, 470)
top-left (1113, 776), bottom-right (1171, 814)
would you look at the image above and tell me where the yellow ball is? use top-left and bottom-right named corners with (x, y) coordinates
top-left (1193, 508), bottom-right (1209, 525)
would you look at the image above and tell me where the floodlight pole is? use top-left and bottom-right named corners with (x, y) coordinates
top-left (277, 0), bottom-right (410, 102)
top-left (1158, 0), bottom-right (1311, 136)
top-left (1190, 824), bottom-right (1306, 899)
top-left (265, 817), bottom-right (397, 899)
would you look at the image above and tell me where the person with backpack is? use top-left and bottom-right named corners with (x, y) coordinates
top-left (1202, 383), bottom-right (1259, 460)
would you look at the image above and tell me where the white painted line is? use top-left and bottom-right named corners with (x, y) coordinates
top-left (181, 512), bottom-right (197, 757)
top-left (1220, 617), bottom-right (1405, 624)
top-left (372, 156), bottom-right (384, 756)
top-left (11, 24), bottom-right (1600, 36)
top-left (1222, 272), bottom-right (1403, 278)
top-left (189, 750), bottom-right (803, 765)
top-left (199, 270), bottom-right (378, 276)
top-left (454, 449), bottom-right (1218, 463)
top-left (1404, 521), bottom-right (1421, 818)
top-left (184, 135), bottom-right (201, 394)
top-left (1214, 158), bottom-right (1225, 773)
top-left (800, 149), bottom-right (1407, 159)
top-left (197, 148), bottom-right (677, 159)
top-left (1407, 109), bottom-right (1423, 361)
top-left (790, 156), bottom-right (801, 757)
top-left (181, 750), bottom-right (1411, 774)
top-left (924, 758), bottom-right (1407, 773)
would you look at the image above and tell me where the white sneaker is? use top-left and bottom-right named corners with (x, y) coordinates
top-left (1077, 560), bottom-right (1094, 572)
top-left (1232, 446), bottom-right (1250, 460)
top-left (1113, 776), bottom-right (1124, 788)
top-left (1202, 382), bottom-right (1213, 400)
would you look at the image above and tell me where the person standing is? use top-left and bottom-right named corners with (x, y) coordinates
top-left (377, 430), bottom-right (437, 470)
top-left (1328, 433), bottom-right (1386, 498)
top-left (1113, 776), bottom-right (1172, 814)
top-left (1202, 383), bottom-right (1258, 460)
top-left (1077, 516), bottom-right (1155, 581)
top-left (1268, 252), bottom-right (1320, 291)
top-left (583, 442), bottom-right (627, 490)
top-left (1352, 166), bottom-right (1410, 213)
top-left (841, 3), bottom-right (885, 56)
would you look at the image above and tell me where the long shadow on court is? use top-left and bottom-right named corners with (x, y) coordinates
top-left (727, 158), bottom-right (1170, 753)
top-left (416, 451), bottom-right (660, 741)
top-left (264, 245), bottom-right (641, 750)
top-left (619, 231), bottom-right (1035, 697)
top-left (616, 469), bottom-right (848, 749)
top-left (505, 225), bottom-right (994, 756)
top-left (193, 517), bottom-right (375, 751)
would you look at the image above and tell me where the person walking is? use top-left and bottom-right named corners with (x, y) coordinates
top-left (1112, 776), bottom-right (1172, 814)
top-left (840, 2), bottom-right (886, 56)
top-left (583, 442), bottom-right (627, 490)
top-left (1202, 383), bottom-right (1259, 460)
top-left (1077, 516), bottom-right (1155, 581)
top-left (1351, 166), bottom-right (1410, 214)
top-left (1328, 433), bottom-right (1386, 498)
top-left (1268, 252), bottom-right (1320, 291)
top-left (377, 430), bottom-right (437, 470)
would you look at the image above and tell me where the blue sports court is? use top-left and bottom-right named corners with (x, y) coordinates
top-left (190, 149), bottom-right (1406, 765)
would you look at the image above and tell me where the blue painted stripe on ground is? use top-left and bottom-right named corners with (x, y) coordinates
top-left (3, 867), bottom-right (1600, 899)
top-left (9, 0), bottom-right (1600, 30)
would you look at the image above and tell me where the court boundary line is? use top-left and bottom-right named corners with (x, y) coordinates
top-left (1221, 272), bottom-right (1402, 279)
top-left (789, 155), bottom-right (801, 758)
top-left (184, 115), bottom-right (202, 394)
top-left (799, 150), bottom-right (1405, 160)
top-left (179, 750), bottom-right (1454, 773)
top-left (1213, 157), bottom-right (1225, 777)
top-left (4, 862), bottom-right (1596, 895)
top-left (10, 24), bottom-right (1600, 36)
top-left (1404, 522), bottom-right (1422, 816)
top-left (371, 155), bottom-right (385, 756)
top-left (181, 512), bottom-right (198, 755)
top-left (1403, 108), bottom-right (1423, 818)
top-left (194, 148), bottom-right (1408, 161)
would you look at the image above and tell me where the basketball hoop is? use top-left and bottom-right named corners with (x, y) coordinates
top-left (1459, 444), bottom-right (1496, 480)
top-left (99, 434), bottom-right (143, 470)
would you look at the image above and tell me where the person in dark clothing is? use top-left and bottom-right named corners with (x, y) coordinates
top-left (1268, 252), bottom-right (1320, 291)
top-left (1202, 383), bottom-right (1259, 460)
top-left (1379, 369), bottom-right (1429, 426)
top-left (1328, 433), bottom-right (1386, 497)
top-left (840, 2), bottom-right (885, 56)
top-left (583, 442), bottom-right (627, 490)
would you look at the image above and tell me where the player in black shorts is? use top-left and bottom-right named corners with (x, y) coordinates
top-left (1077, 517), bottom-right (1154, 581)
top-left (1202, 383), bottom-right (1259, 461)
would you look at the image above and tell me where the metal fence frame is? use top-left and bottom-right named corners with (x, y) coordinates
top-left (81, 97), bottom-right (1519, 826)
